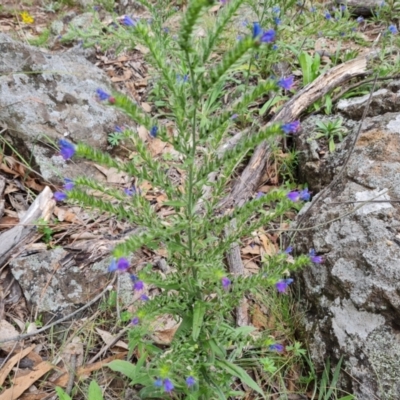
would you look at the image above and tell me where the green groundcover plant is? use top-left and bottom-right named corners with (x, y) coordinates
top-left (52, 0), bottom-right (323, 397)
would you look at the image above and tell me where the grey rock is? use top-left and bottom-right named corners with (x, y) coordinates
top-left (335, 0), bottom-right (384, 17)
top-left (0, 33), bottom-right (132, 183)
top-left (295, 106), bottom-right (400, 399)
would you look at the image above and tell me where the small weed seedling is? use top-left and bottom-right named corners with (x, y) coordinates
top-left (310, 118), bottom-right (347, 153)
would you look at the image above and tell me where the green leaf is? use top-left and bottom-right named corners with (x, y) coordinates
top-left (215, 360), bottom-right (265, 398)
top-left (329, 139), bottom-right (336, 153)
top-left (55, 387), bottom-right (72, 400)
top-left (299, 51), bottom-right (312, 85)
top-left (88, 380), bottom-right (103, 400)
top-left (259, 95), bottom-right (287, 116)
top-left (162, 200), bottom-right (187, 207)
top-left (192, 301), bottom-right (207, 341)
top-left (107, 360), bottom-right (136, 381)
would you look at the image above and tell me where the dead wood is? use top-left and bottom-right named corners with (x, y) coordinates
top-left (0, 186), bottom-right (55, 267)
top-left (218, 51), bottom-right (374, 209)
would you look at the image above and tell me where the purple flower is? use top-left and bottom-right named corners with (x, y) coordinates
top-left (325, 11), bottom-right (331, 20)
top-left (133, 280), bottom-right (144, 291)
top-left (260, 29), bottom-right (276, 43)
top-left (221, 277), bottom-right (231, 289)
top-left (272, 6), bottom-right (280, 14)
top-left (116, 257), bottom-right (130, 272)
top-left (96, 88), bottom-right (110, 101)
top-left (63, 178), bottom-right (75, 191)
top-left (154, 378), bottom-right (163, 388)
top-left (130, 274), bottom-right (138, 282)
top-left (231, 113), bottom-right (238, 120)
top-left (282, 120), bottom-right (301, 134)
top-left (177, 74), bottom-right (189, 83)
top-left (124, 187), bottom-right (137, 196)
top-left (340, 5), bottom-right (346, 11)
top-left (163, 27), bottom-right (169, 33)
top-left (388, 25), bottom-right (398, 34)
top-left (252, 22), bottom-right (262, 38)
top-left (310, 6), bottom-right (316, 12)
top-left (186, 376), bottom-right (196, 388)
top-left (356, 16), bottom-right (364, 23)
top-left (309, 249), bottom-right (323, 264)
top-left (163, 379), bottom-right (174, 393)
top-left (278, 75), bottom-right (294, 90)
top-left (150, 126), bottom-right (158, 138)
top-left (287, 188), bottom-right (310, 202)
top-left (121, 15), bottom-right (136, 27)
top-left (284, 246), bottom-right (293, 254)
top-left (140, 294), bottom-right (149, 301)
top-left (269, 343), bottom-right (284, 352)
top-left (131, 317), bottom-right (139, 325)
top-left (54, 192), bottom-right (67, 201)
top-left (59, 139), bottom-right (76, 160)
top-left (256, 191), bottom-right (264, 199)
top-left (114, 126), bottom-right (123, 133)
top-left (275, 278), bottom-right (294, 293)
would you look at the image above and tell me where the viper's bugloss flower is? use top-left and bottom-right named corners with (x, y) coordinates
top-left (131, 317), bottom-right (139, 325)
top-left (325, 11), bottom-right (332, 20)
top-left (115, 126), bottom-right (123, 133)
top-left (272, 44), bottom-right (278, 50)
top-left (176, 74), bottom-right (189, 83)
top-left (261, 29), bottom-right (276, 43)
top-left (274, 17), bottom-right (281, 25)
top-left (287, 188), bottom-right (310, 202)
top-left (272, 6), bottom-right (280, 14)
top-left (154, 378), bottom-right (163, 388)
top-left (269, 343), bottom-right (284, 352)
top-left (278, 75), bottom-right (294, 90)
top-left (64, 178), bottom-right (75, 191)
top-left (186, 376), bottom-right (196, 388)
top-left (221, 277), bottom-right (231, 289)
top-left (340, 4), bottom-right (346, 11)
top-left (124, 187), bottom-right (137, 196)
top-left (231, 113), bottom-right (238, 120)
top-left (252, 22), bottom-right (263, 38)
top-left (59, 139), bottom-right (76, 160)
top-left (140, 294), bottom-right (149, 301)
top-left (96, 88), bottom-right (110, 101)
top-left (109, 257), bottom-right (130, 272)
top-left (284, 246), bottom-right (293, 254)
top-left (282, 120), bottom-right (301, 134)
top-left (309, 249), bottom-right (323, 264)
top-left (121, 15), bottom-right (136, 26)
top-left (54, 192), bottom-right (67, 201)
top-left (163, 379), bottom-right (174, 393)
top-left (356, 16), bottom-right (364, 23)
top-left (310, 6), bottom-right (316, 12)
top-left (150, 126), bottom-right (158, 138)
top-left (133, 280), bottom-right (144, 291)
top-left (388, 25), bottom-right (398, 34)
top-left (130, 274), bottom-right (138, 282)
top-left (256, 191), bottom-right (264, 199)
top-left (276, 278), bottom-right (294, 293)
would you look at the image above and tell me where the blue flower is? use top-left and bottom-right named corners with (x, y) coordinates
top-left (275, 278), bottom-right (293, 293)
top-left (269, 343), bottom-right (284, 352)
top-left (131, 317), bottom-right (139, 325)
top-left (130, 274), bottom-right (138, 282)
top-left (64, 178), bottom-right (75, 191)
top-left (260, 29), bottom-right (276, 43)
top-left (154, 378), bottom-right (163, 388)
top-left (231, 113), bottom-right (238, 120)
top-left (256, 191), bottom-right (264, 199)
top-left (54, 192), bottom-right (67, 201)
top-left (96, 88), bottom-right (110, 101)
top-left (176, 74), bottom-right (189, 83)
top-left (121, 15), bottom-right (136, 27)
top-left (163, 379), bottom-right (174, 393)
top-left (114, 126), bottom-right (123, 133)
top-left (287, 188), bottom-right (310, 202)
top-left (150, 126), bottom-right (158, 138)
top-left (284, 246), bottom-right (293, 254)
top-left (109, 257), bottom-right (130, 272)
top-left (140, 294), bottom-right (149, 301)
top-left (59, 139), bottom-right (76, 160)
top-left (252, 22), bottom-right (263, 38)
top-left (133, 280), bottom-right (144, 291)
top-left (340, 5), bottom-right (346, 11)
top-left (221, 277), bottom-right (231, 289)
top-left (124, 187), bottom-right (137, 196)
top-left (282, 120), bottom-right (301, 134)
top-left (274, 17), bottom-right (281, 25)
top-left (272, 44), bottom-right (278, 50)
top-left (310, 6), bottom-right (316, 12)
top-left (388, 25), bottom-right (398, 34)
top-left (309, 249), bottom-right (323, 264)
top-left (186, 376), bottom-right (196, 388)
top-left (272, 6), bottom-right (280, 14)
top-left (325, 11), bottom-right (331, 20)
top-left (356, 16), bottom-right (364, 23)
top-left (278, 75), bottom-right (294, 90)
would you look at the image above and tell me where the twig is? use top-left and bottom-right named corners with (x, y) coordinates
top-left (0, 275), bottom-right (116, 345)
top-left (65, 354), bottom-right (76, 396)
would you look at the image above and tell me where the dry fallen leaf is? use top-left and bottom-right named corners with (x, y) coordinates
top-left (259, 233), bottom-right (277, 256)
top-left (0, 319), bottom-right (20, 352)
top-left (150, 315), bottom-right (181, 345)
top-left (95, 328), bottom-right (128, 350)
top-left (141, 102), bottom-right (152, 113)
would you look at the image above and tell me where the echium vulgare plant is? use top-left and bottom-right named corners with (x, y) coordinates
top-left (55, 0), bottom-right (313, 397)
